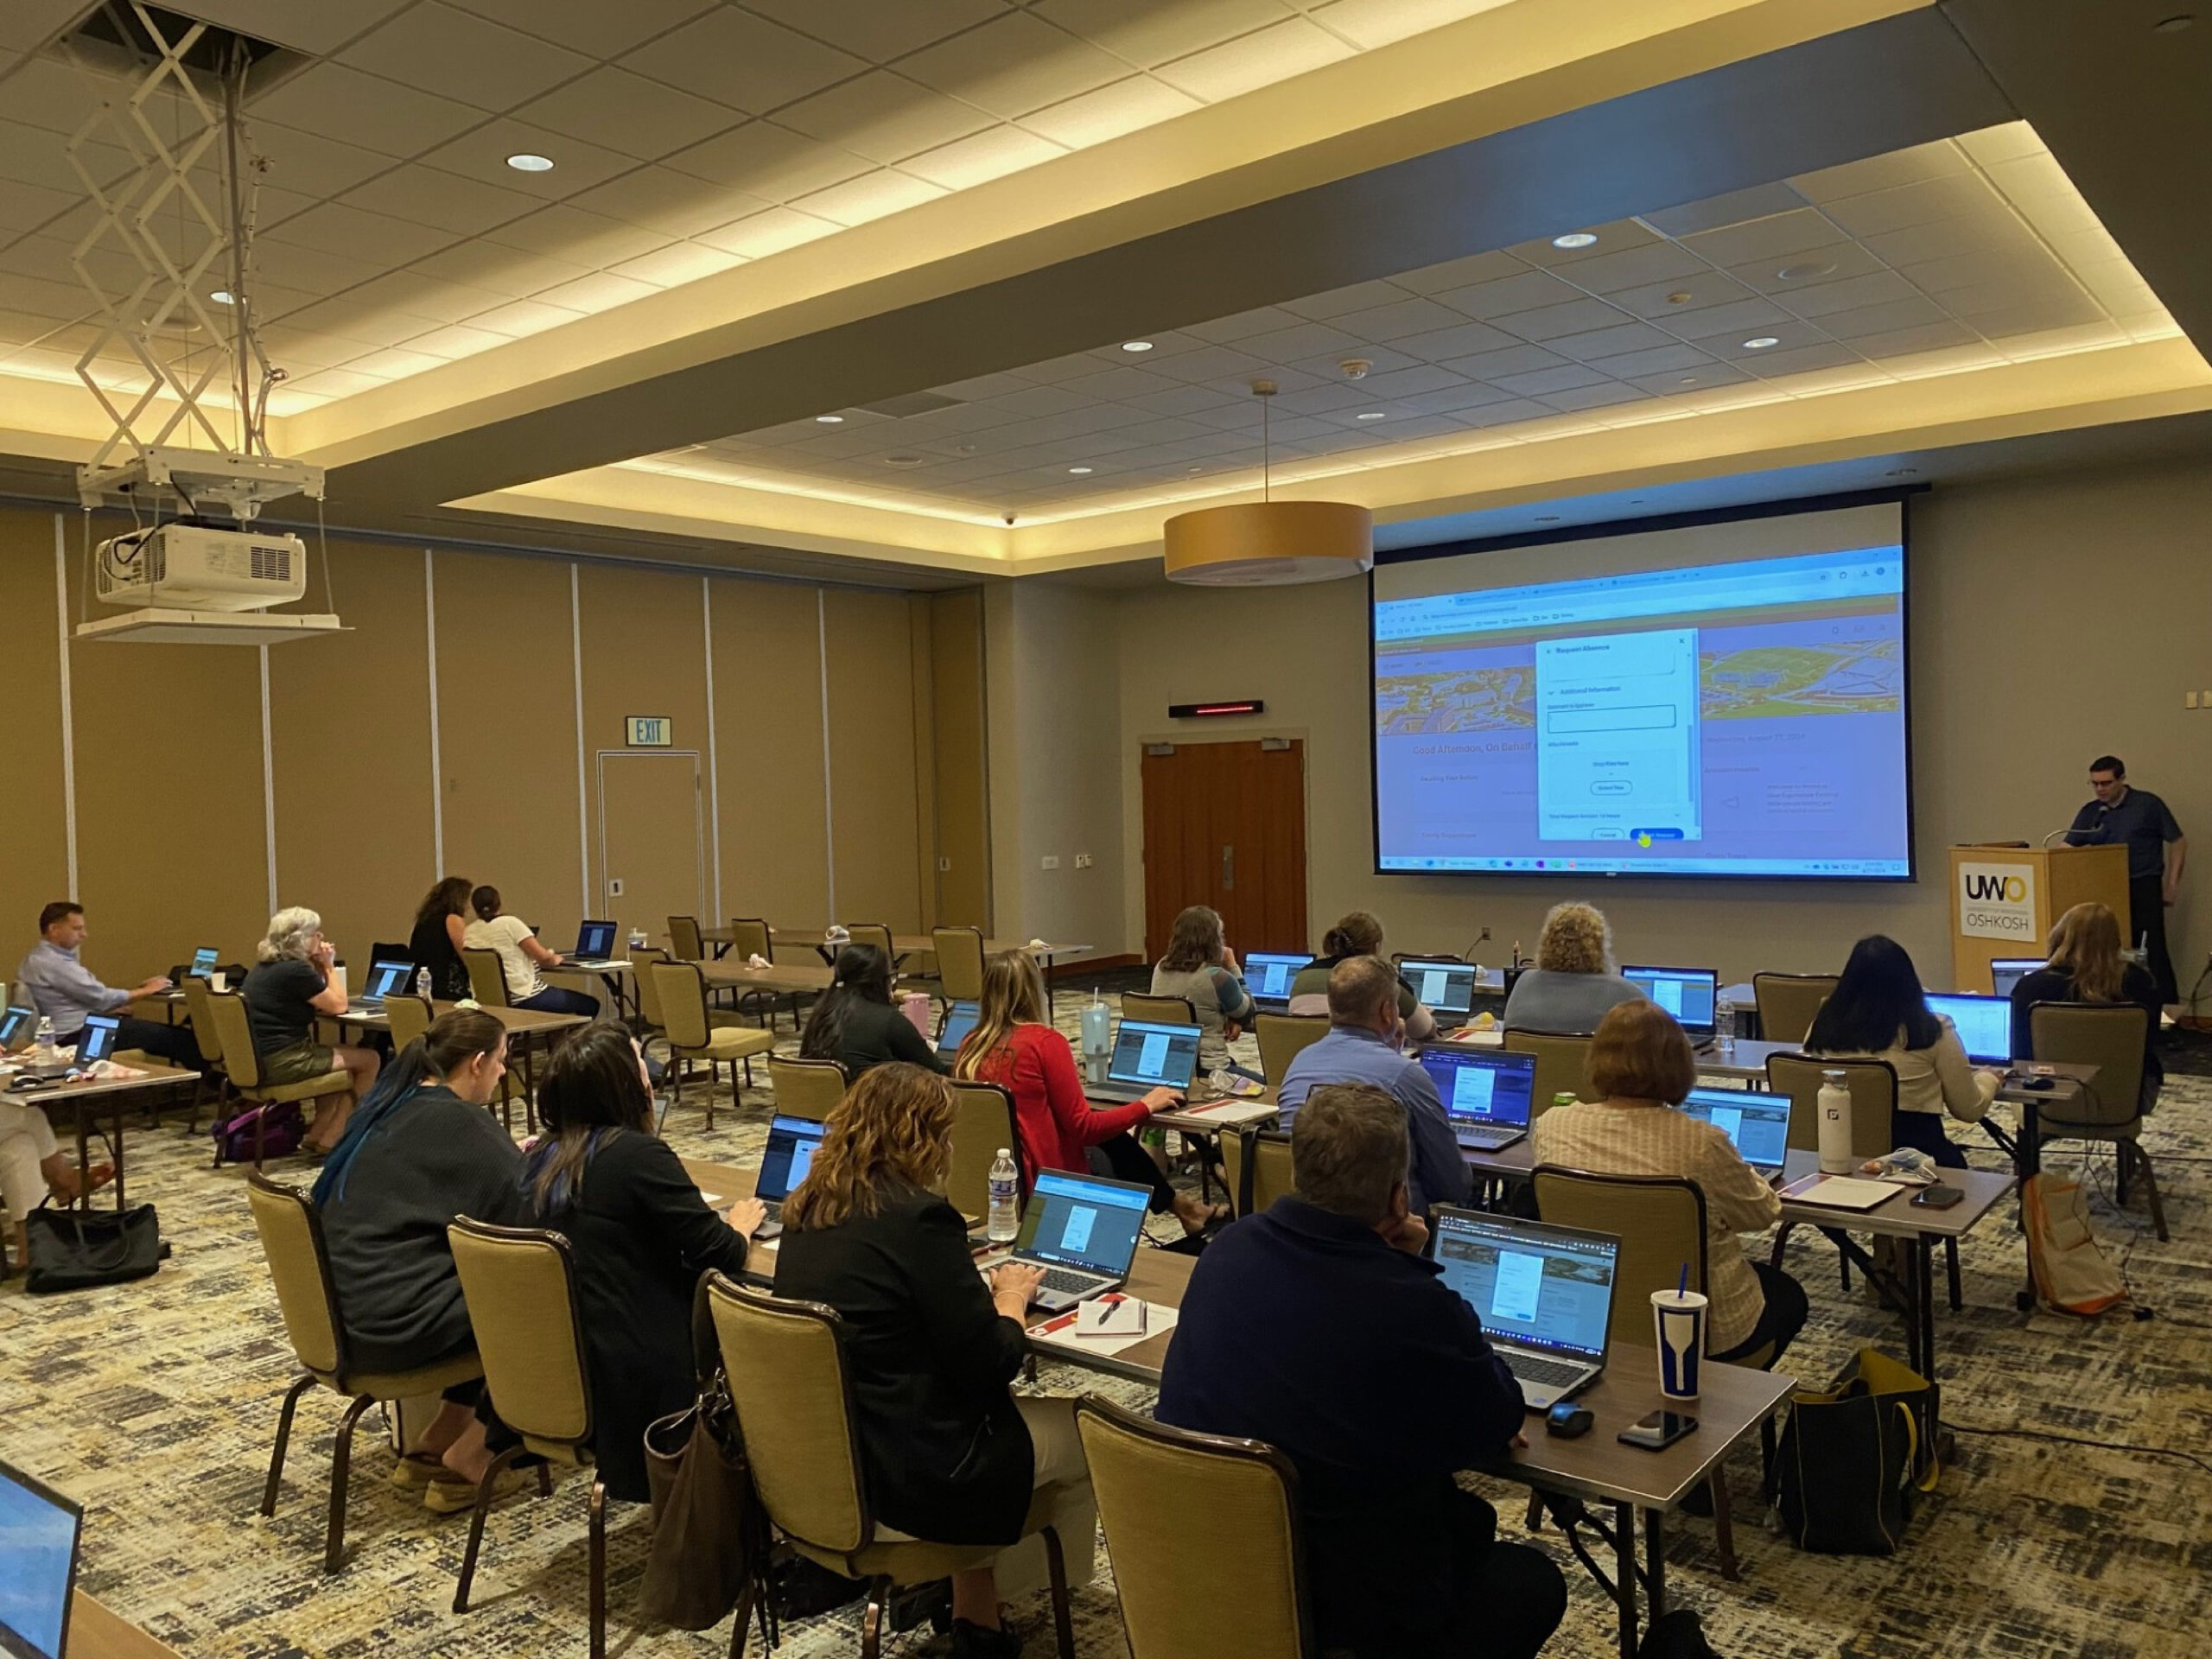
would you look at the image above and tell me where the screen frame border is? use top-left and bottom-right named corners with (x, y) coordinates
top-left (1366, 487), bottom-right (1921, 885)
top-left (0, 1457), bottom-right (83, 1659)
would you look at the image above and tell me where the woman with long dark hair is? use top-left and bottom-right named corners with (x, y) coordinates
top-left (798, 942), bottom-right (947, 1077)
top-left (1806, 934), bottom-right (1999, 1167)
top-left (408, 874), bottom-right (473, 1001)
top-left (312, 1007), bottom-right (527, 1511)
top-left (523, 1021), bottom-right (760, 1503)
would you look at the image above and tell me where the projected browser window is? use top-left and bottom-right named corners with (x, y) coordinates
top-left (1372, 507), bottom-right (1910, 880)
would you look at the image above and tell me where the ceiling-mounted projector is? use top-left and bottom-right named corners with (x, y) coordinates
top-left (95, 523), bottom-right (307, 610)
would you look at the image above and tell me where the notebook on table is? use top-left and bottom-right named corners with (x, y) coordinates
top-left (1680, 1086), bottom-right (1791, 1178)
top-left (0, 1458), bottom-right (83, 1659)
top-left (1925, 992), bottom-right (2012, 1065)
top-left (1243, 952), bottom-right (1306, 1012)
top-left (978, 1169), bottom-right (1154, 1313)
top-left (749, 1113), bottom-right (828, 1241)
top-left (1418, 1046), bottom-right (1537, 1151)
top-left (569, 920), bottom-right (624, 970)
top-left (1430, 1209), bottom-right (1619, 1410)
top-left (1398, 958), bottom-right (1481, 1019)
top-left (1621, 964), bottom-right (1719, 1046)
top-left (1089, 1019), bottom-right (1202, 1104)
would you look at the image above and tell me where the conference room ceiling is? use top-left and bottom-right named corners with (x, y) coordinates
top-left (0, 0), bottom-right (2207, 588)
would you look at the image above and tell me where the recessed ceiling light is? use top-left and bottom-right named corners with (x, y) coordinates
top-left (1355, 411), bottom-right (1387, 421)
top-left (1552, 232), bottom-right (1598, 250)
top-left (883, 454), bottom-right (923, 467)
top-left (1067, 466), bottom-right (1093, 475)
top-left (505, 153), bottom-right (554, 173)
top-left (1121, 340), bottom-right (1154, 352)
top-left (209, 289), bottom-right (234, 305)
top-left (1679, 376), bottom-right (1700, 385)
top-left (1743, 336), bottom-right (1780, 349)
top-left (1776, 261), bottom-right (1836, 282)
top-left (814, 414), bottom-right (844, 423)
top-left (1187, 466), bottom-right (1205, 474)
top-left (2153, 12), bottom-right (2195, 31)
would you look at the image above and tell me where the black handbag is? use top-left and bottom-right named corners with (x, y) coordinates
top-left (1775, 1347), bottom-right (1939, 1554)
top-left (24, 1200), bottom-right (168, 1294)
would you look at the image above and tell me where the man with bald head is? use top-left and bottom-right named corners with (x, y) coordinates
top-left (1276, 954), bottom-right (1471, 1216)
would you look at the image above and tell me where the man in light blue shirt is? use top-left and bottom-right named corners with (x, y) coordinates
top-left (17, 901), bottom-right (199, 1069)
top-left (1279, 956), bottom-right (1473, 1216)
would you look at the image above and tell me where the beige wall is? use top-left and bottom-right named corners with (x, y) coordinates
top-left (0, 502), bottom-right (983, 983)
top-left (1052, 460), bottom-right (2212, 988)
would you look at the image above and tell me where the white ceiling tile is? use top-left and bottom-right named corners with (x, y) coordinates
top-left (531, 270), bottom-right (664, 312)
top-left (0, 175), bottom-right (78, 235)
top-left (0, 0), bottom-right (79, 53)
top-left (264, 201), bottom-right (461, 266)
top-left (1306, 0), bottom-right (1515, 49)
top-left (1679, 207), bottom-right (1848, 270)
top-left (251, 240), bottom-right (390, 296)
top-left (607, 241), bottom-right (748, 287)
top-left (271, 298), bottom-right (433, 347)
top-left (694, 205), bottom-right (842, 258)
top-left (1033, 0), bottom-right (1294, 69)
top-left (1657, 295), bottom-right (1795, 340)
top-left (0, 57), bottom-right (107, 135)
top-left (778, 72), bottom-right (995, 164)
top-left (1582, 343), bottom-right (1717, 379)
top-left (1769, 269), bottom-right (1918, 320)
top-left (1819, 174), bottom-right (2000, 240)
top-left (1791, 140), bottom-right (1973, 203)
top-left (1179, 306), bottom-right (1303, 344)
top-left (1601, 274), bottom-right (1761, 321)
top-left (1280, 279), bottom-right (1417, 321)
top-left (1153, 17), bottom-right (1354, 102)
top-left (340, 345), bottom-right (457, 380)
top-left (664, 122), bottom-right (874, 200)
top-left (1629, 365), bottom-right (1753, 397)
top-left (339, 165), bottom-right (545, 236)
top-left (512, 67), bottom-right (745, 162)
top-left (788, 169), bottom-right (945, 226)
top-left (623, 10), bottom-right (867, 113)
top-left (1508, 219), bottom-right (1662, 270)
top-left (0, 122), bottom-right (132, 195)
top-left (397, 320), bottom-right (515, 359)
top-left (1286, 344), bottom-right (1421, 380)
top-left (191, 0), bottom-right (417, 54)
top-left (248, 124), bottom-right (405, 200)
top-left (1688, 318), bottom-right (1834, 359)
top-left (903, 12), bottom-right (1128, 118)
top-left (1536, 382), bottom-right (1649, 414)
top-left (408, 238), bottom-right (592, 296)
top-left (448, 0), bottom-right (717, 59)
top-left (1350, 364), bottom-right (1467, 398)
top-left (279, 365), bottom-right (399, 398)
top-left (1228, 319), bottom-right (1371, 361)
top-left (563, 168), bottom-right (770, 239)
top-left (1724, 241), bottom-right (1888, 296)
top-left (1492, 364), bottom-right (1607, 397)
top-left (482, 204), bottom-right (674, 264)
top-left (415, 119), bottom-right (658, 207)
top-left (901, 125), bottom-right (1066, 190)
top-left (1488, 296), bottom-right (1632, 343)
top-left (1735, 340), bottom-right (1864, 378)
top-left (1818, 295), bottom-right (1954, 340)
top-left (1427, 269), bottom-right (1580, 319)
top-left (1861, 214), bottom-right (2040, 270)
top-left (330, 270), bottom-right (513, 327)
top-left (462, 296), bottom-right (589, 336)
top-left (247, 64), bottom-right (492, 160)
top-left (1120, 382), bottom-right (1244, 416)
top-left (1543, 320), bottom-right (1679, 362)
top-left (743, 0), bottom-right (1009, 60)
top-left (1017, 75), bottom-right (1201, 148)
top-left (1434, 342), bottom-right (1568, 379)
top-left (1548, 241), bottom-right (1707, 296)
top-left (1954, 121), bottom-right (2042, 168)
top-left (340, 3), bottom-right (596, 113)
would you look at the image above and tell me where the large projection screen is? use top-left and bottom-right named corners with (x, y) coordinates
top-left (1370, 500), bottom-right (1910, 880)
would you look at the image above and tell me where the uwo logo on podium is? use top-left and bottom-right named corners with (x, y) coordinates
top-left (1959, 861), bottom-right (2037, 939)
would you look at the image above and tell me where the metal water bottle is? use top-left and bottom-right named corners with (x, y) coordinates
top-left (987, 1149), bottom-right (1020, 1243)
top-left (1817, 1068), bottom-right (1854, 1173)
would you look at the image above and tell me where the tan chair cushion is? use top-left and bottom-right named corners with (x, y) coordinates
top-left (330, 1350), bottom-right (486, 1402)
top-left (693, 1026), bottom-right (777, 1062)
top-left (246, 1070), bottom-right (353, 1105)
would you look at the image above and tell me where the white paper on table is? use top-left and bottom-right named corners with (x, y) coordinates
top-left (1028, 1298), bottom-right (1179, 1358)
top-left (1780, 1173), bottom-right (1904, 1211)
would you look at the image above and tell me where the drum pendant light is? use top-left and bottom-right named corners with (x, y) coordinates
top-left (1163, 380), bottom-right (1373, 586)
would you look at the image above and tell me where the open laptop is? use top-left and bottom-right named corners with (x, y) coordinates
top-left (186, 946), bottom-right (219, 980)
top-left (1398, 958), bottom-right (1481, 1019)
top-left (570, 920), bottom-right (625, 970)
top-left (982, 1168), bottom-right (1153, 1312)
top-left (1681, 1086), bottom-right (1791, 1179)
top-left (0, 1458), bottom-right (83, 1659)
top-left (936, 999), bottom-right (981, 1058)
top-left (1622, 964), bottom-right (1720, 1046)
top-left (0, 1006), bottom-right (36, 1055)
top-left (750, 1113), bottom-right (828, 1241)
top-left (1431, 1210), bottom-right (1620, 1410)
top-left (71, 1014), bottom-right (121, 1067)
top-left (1927, 991), bottom-right (2012, 1065)
top-left (1089, 1018), bottom-right (1202, 1104)
top-left (350, 959), bottom-right (415, 1014)
top-left (1243, 951), bottom-right (1306, 1012)
top-left (1418, 1046), bottom-right (1537, 1151)
top-left (1988, 957), bottom-right (2044, 998)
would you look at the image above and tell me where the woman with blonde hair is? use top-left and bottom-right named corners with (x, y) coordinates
top-left (2010, 902), bottom-right (2164, 1109)
top-left (957, 950), bottom-right (1217, 1234)
top-left (1500, 901), bottom-right (1643, 1033)
top-left (775, 1064), bottom-right (1094, 1659)
top-left (1151, 903), bottom-right (1255, 1075)
top-left (1285, 911), bottom-right (1438, 1041)
top-left (240, 906), bottom-right (378, 1153)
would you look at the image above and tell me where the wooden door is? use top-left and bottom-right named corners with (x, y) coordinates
top-left (597, 751), bottom-right (703, 939)
top-left (1141, 739), bottom-right (1307, 961)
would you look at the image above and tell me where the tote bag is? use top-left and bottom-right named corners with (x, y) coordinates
top-left (1776, 1348), bottom-right (1939, 1554)
top-left (25, 1201), bottom-right (166, 1294)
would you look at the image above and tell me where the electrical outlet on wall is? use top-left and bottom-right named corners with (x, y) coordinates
top-left (1041, 855), bottom-right (1060, 870)
top-left (608, 878), bottom-right (624, 897)
top-left (1075, 853), bottom-right (1093, 869)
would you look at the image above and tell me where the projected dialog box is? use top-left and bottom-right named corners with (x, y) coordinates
top-left (1535, 629), bottom-right (1701, 842)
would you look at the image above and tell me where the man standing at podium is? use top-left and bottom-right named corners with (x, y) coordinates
top-left (2064, 755), bottom-right (2185, 1001)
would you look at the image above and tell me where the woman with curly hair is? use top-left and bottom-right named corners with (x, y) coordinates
top-left (774, 1063), bottom-right (1094, 1659)
top-left (1500, 901), bottom-right (1644, 1034)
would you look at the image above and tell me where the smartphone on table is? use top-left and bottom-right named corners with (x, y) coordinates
top-left (1617, 1410), bottom-right (1698, 1451)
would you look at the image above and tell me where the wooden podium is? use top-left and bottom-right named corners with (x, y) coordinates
top-left (1948, 842), bottom-right (2131, 991)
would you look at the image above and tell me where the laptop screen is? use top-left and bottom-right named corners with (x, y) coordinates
top-left (73, 1015), bottom-right (120, 1065)
top-left (188, 946), bottom-right (219, 979)
top-left (1419, 1048), bottom-right (1537, 1129)
top-left (576, 921), bottom-right (617, 959)
top-left (1399, 959), bottom-right (1479, 1016)
top-left (937, 1000), bottom-right (981, 1057)
top-left (1621, 965), bottom-right (1719, 1034)
top-left (1431, 1211), bottom-right (1618, 1363)
top-left (1015, 1170), bottom-right (1150, 1276)
top-left (1243, 953), bottom-right (1306, 1006)
top-left (1681, 1087), bottom-right (1791, 1172)
top-left (0, 1007), bottom-right (35, 1051)
top-left (755, 1114), bottom-right (828, 1204)
top-left (1988, 957), bottom-right (2044, 997)
top-left (1927, 993), bottom-right (2012, 1064)
top-left (362, 960), bottom-right (414, 1000)
top-left (1107, 1020), bottom-right (1203, 1090)
top-left (0, 1459), bottom-right (83, 1659)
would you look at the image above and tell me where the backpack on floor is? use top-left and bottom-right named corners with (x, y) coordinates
top-left (212, 1099), bottom-right (305, 1166)
top-left (2023, 1166), bottom-right (2129, 1316)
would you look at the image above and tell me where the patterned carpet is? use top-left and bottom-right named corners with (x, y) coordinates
top-left (5, 1007), bottom-right (2209, 1659)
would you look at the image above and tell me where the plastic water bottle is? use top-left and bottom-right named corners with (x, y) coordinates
top-left (1080, 989), bottom-right (1112, 1084)
top-left (986, 1150), bottom-right (1020, 1243)
top-left (35, 1014), bottom-right (55, 1057)
top-left (415, 967), bottom-right (432, 1001)
top-left (1714, 994), bottom-right (1736, 1054)
top-left (1817, 1068), bottom-right (1854, 1173)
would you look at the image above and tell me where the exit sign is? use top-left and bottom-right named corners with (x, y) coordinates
top-left (626, 715), bottom-right (672, 747)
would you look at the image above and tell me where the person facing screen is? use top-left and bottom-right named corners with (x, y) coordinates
top-left (1150, 904), bottom-right (1255, 1076)
top-left (1500, 902), bottom-right (1643, 1034)
top-left (1804, 935), bottom-right (1999, 1167)
top-left (2009, 902), bottom-right (2164, 1112)
top-left (798, 943), bottom-right (948, 1077)
top-left (1287, 911), bottom-right (1437, 1042)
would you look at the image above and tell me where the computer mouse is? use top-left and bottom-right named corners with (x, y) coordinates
top-left (2021, 1075), bottom-right (2055, 1091)
top-left (1546, 1402), bottom-right (1593, 1439)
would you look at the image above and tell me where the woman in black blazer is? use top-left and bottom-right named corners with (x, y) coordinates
top-left (524, 1022), bottom-right (761, 1503)
top-left (775, 1062), bottom-right (1089, 1659)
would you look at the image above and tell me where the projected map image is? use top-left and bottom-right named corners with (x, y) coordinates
top-left (1377, 665), bottom-right (1534, 734)
top-left (1704, 637), bottom-right (1900, 719)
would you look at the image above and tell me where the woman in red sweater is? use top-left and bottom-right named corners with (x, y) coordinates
top-left (955, 952), bottom-right (1220, 1236)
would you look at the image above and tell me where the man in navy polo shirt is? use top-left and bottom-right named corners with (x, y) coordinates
top-left (2065, 755), bottom-right (2186, 1001)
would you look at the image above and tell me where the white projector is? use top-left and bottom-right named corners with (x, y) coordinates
top-left (94, 523), bottom-right (308, 612)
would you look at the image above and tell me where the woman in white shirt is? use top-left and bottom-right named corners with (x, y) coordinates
top-left (1804, 934), bottom-right (1999, 1169)
top-left (462, 887), bottom-right (595, 1016)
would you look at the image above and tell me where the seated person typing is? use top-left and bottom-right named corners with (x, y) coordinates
top-left (17, 900), bottom-right (201, 1070)
top-left (2009, 901), bottom-right (2164, 1113)
top-left (462, 886), bottom-right (595, 1016)
top-left (798, 943), bottom-right (948, 1077)
top-left (1157, 1083), bottom-right (1566, 1659)
top-left (1287, 910), bottom-right (1437, 1043)
top-left (1805, 934), bottom-right (1997, 1168)
top-left (1277, 955), bottom-right (1471, 1217)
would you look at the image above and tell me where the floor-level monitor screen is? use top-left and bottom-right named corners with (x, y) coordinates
top-left (1371, 502), bottom-right (1910, 879)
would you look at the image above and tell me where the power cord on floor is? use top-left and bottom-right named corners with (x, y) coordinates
top-left (1946, 1421), bottom-right (2212, 1478)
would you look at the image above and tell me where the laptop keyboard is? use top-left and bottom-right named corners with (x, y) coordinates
top-left (1503, 1351), bottom-right (1589, 1390)
top-left (1459, 1128), bottom-right (1523, 1148)
top-left (1038, 1267), bottom-right (1105, 1296)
